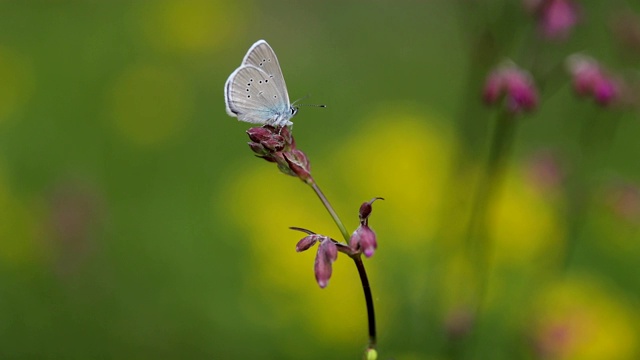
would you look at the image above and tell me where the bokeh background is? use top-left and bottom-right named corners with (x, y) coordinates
top-left (1, 0), bottom-right (640, 359)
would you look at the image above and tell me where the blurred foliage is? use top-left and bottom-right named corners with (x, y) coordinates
top-left (0, 0), bottom-right (640, 359)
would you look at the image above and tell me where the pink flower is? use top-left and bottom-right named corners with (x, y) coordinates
top-left (525, 0), bottom-right (580, 40)
top-left (292, 197), bottom-right (383, 287)
top-left (292, 228), bottom-right (341, 288)
top-left (246, 125), bottom-right (312, 182)
top-left (350, 197), bottom-right (383, 257)
top-left (315, 238), bottom-right (338, 288)
top-left (483, 64), bottom-right (539, 114)
top-left (567, 54), bottom-right (621, 106)
top-left (351, 225), bottom-right (377, 258)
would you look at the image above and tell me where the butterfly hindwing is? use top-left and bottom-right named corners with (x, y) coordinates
top-left (224, 40), bottom-right (295, 126)
top-left (225, 64), bottom-right (290, 124)
top-left (241, 40), bottom-right (290, 106)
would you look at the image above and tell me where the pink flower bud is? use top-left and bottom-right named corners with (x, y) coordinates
top-left (248, 142), bottom-right (267, 156)
top-left (315, 239), bottom-right (338, 288)
top-left (245, 126), bottom-right (312, 181)
top-left (350, 225), bottom-right (377, 258)
top-left (246, 127), bottom-right (273, 143)
top-left (358, 197), bottom-right (384, 225)
top-left (278, 125), bottom-right (294, 147)
top-left (296, 234), bottom-right (322, 252)
top-left (284, 149), bottom-right (312, 182)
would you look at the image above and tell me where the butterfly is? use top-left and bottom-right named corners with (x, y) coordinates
top-left (224, 40), bottom-right (297, 127)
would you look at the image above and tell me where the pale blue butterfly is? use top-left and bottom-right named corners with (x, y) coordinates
top-left (224, 40), bottom-right (297, 127)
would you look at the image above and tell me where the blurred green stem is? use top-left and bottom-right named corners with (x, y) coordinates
top-left (463, 110), bottom-right (518, 360)
top-left (562, 110), bottom-right (622, 269)
top-left (308, 178), bottom-right (378, 353)
top-left (467, 110), bottom-right (518, 304)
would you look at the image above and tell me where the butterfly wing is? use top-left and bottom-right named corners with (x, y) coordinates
top-left (241, 40), bottom-right (291, 106)
top-left (224, 64), bottom-right (292, 125)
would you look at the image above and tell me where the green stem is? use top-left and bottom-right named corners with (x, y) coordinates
top-left (309, 179), bottom-right (351, 242)
top-left (562, 110), bottom-right (622, 269)
top-left (307, 177), bottom-right (377, 352)
top-left (463, 110), bottom-right (518, 355)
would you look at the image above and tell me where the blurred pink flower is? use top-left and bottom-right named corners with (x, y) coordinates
top-left (605, 181), bottom-right (640, 224)
top-left (483, 63), bottom-right (539, 114)
top-left (47, 178), bottom-right (105, 277)
top-left (566, 54), bottom-right (621, 106)
top-left (525, 0), bottom-right (580, 40)
top-left (526, 150), bottom-right (565, 193)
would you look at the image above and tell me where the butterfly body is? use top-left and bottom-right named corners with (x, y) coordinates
top-left (224, 40), bottom-right (297, 127)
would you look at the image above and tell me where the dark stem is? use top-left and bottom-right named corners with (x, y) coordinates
top-left (353, 256), bottom-right (377, 348)
top-left (307, 177), bottom-right (377, 351)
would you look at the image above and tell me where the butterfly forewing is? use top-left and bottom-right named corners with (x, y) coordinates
top-left (225, 65), bottom-right (290, 124)
top-left (241, 40), bottom-right (290, 105)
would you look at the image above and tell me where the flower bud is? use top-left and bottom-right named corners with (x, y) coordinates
top-left (315, 239), bottom-right (338, 288)
top-left (245, 126), bottom-right (312, 182)
top-left (350, 225), bottom-right (377, 258)
top-left (296, 234), bottom-right (323, 252)
top-left (284, 149), bottom-right (312, 182)
top-left (246, 127), bottom-right (273, 143)
top-left (248, 142), bottom-right (268, 156)
top-left (278, 125), bottom-right (294, 147)
top-left (358, 197), bottom-right (384, 225)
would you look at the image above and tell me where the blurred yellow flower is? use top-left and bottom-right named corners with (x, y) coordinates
top-left (137, 0), bottom-right (241, 54)
top-left (334, 104), bottom-right (455, 250)
top-left (0, 161), bottom-right (44, 266)
top-left (489, 166), bottom-right (564, 266)
top-left (532, 276), bottom-right (639, 360)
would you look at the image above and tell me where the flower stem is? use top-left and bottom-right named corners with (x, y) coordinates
top-left (465, 110), bottom-right (518, 330)
top-left (563, 110), bottom-right (621, 269)
top-left (307, 177), bottom-right (377, 352)
top-left (471, 111), bottom-right (516, 242)
top-left (354, 256), bottom-right (377, 348)
top-left (309, 178), bottom-right (351, 242)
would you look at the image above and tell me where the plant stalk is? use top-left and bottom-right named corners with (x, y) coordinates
top-left (308, 177), bottom-right (377, 351)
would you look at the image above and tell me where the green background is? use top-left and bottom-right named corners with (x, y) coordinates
top-left (1, 1), bottom-right (639, 359)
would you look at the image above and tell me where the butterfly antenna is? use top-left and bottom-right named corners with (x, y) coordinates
top-left (293, 94), bottom-right (327, 108)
